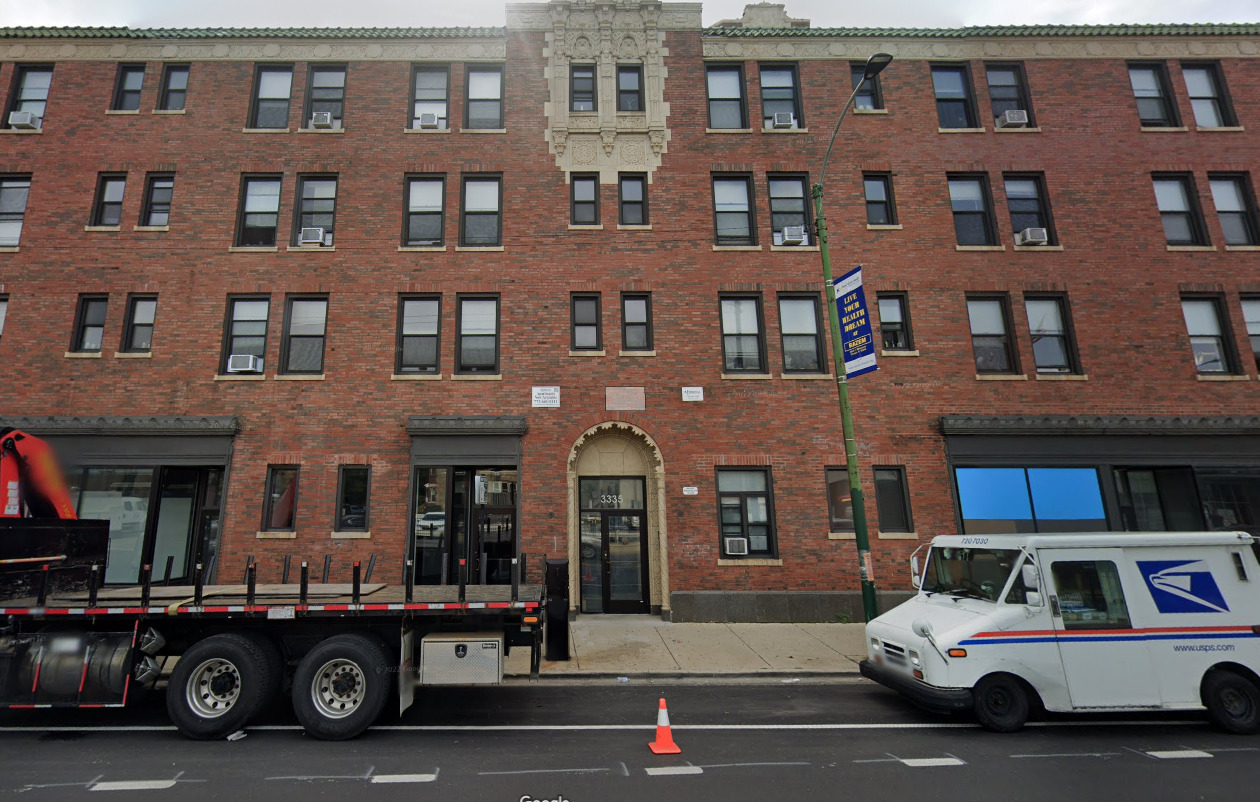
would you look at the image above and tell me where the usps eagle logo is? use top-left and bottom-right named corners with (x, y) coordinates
top-left (1137, 560), bottom-right (1230, 614)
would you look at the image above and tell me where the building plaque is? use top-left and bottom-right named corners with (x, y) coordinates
top-left (606, 386), bottom-right (646, 411)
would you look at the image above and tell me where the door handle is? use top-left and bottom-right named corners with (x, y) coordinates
top-left (1049, 595), bottom-right (1060, 617)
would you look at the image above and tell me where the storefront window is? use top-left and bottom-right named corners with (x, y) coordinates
top-left (76, 468), bottom-right (154, 584)
top-left (956, 467), bottom-right (1105, 534)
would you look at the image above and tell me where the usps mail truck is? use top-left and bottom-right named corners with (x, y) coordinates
top-left (860, 532), bottom-right (1260, 733)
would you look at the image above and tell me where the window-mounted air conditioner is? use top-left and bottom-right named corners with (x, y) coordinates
top-left (724, 537), bottom-right (749, 556)
top-left (780, 225), bottom-right (807, 245)
top-left (299, 227), bottom-right (327, 245)
top-left (226, 354), bottom-right (263, 373)
top-left (8, 110), bottom-right (41, 129)
top-left (771, 111), bottom-right (796, 129)
top-left (310, 111), bottom-right (334, 129)
top-left (418, 112), bottom-right (440, 129)
top-left (995, 109), bottom-right (1029, 129)
top-left (1015, 227), bottom-right (1049, 246)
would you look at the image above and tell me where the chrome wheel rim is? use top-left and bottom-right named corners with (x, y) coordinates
top-left (310, 658), bottom-right (365, 719)
top-left (186, 658), bottom-right (241, 719)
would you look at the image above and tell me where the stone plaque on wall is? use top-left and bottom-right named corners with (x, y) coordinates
top-left (606, 386), bottom-right (646, 411)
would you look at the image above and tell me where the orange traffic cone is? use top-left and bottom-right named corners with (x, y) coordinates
top-left (648, 697), bottom-right (682, 754)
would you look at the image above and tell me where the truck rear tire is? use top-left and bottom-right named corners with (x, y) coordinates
top-left (973, 674), bottom-right (1030, 733)
top-left (1203, 670), bottom-right (1260, 734)
top-left (291, 633), bottom-right (391, 741)
top-left (166, 633), bottom-right (275, 740)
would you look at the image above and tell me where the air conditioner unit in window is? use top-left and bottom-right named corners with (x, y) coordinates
top-left (226, 354), bottom-right (263, 373)
top-left (772, 111), bottom-right (796, 129)
top-left (299, 227), bottom-right (326, 245)
top-left (1015, 227), bottom-right (1049, 246)
top-left (418, 112), bottom-right (440, 129)
top-left (995, 109), bottom-right (1029, 128)
top-left (8, 111), bottom-right (41, 129)
top-left (724, 537), bottom-right (749, 556)
top-left (310, 111), bottom-right (333, 128)
top-left (780, 225), bottom-right (807, 245)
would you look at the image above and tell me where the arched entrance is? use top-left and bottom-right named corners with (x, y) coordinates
top-left (566, 422), bottom-right (668, 616)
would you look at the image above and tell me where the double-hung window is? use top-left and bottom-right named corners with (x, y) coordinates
top-left (720, 296), bottom-right (765, 373)
top-left (140, 173), bottom-right (174, 227)
top-left (411, 66), bottom-right (449, 129)
top-left (878, 294), bottom-right (913, 351)
top-left (121, 295), bottom-right (157, 353)
top-left (91, 174), bottom-right (126, 227)
top-left (1182, 62), bottom-right (1235, 128)
top-left (1005, 174), bottom-right (1054, 244)
top-left (948, 175), bottom-right (997, 246)
top-left (293, 176), bottom-right (337, 246)
top-left (263, 466), bottom-right (298, 532)
top-left (570, 174), bottom-right (598, 225)
top-left (1025, 295), bottom-right (1077, 374)
top-left (778, 295), bottom-right (823, 373)
top-left (985, 63), bottom-right (1033, 126)
top-left (249, 66), bottom-right (293, 129)
top-left (768, 175), bottom-right (809, 246)
top-left (460, 176), bottom-right (502, 246)
top-left (967, 296), bottom-right (1018, 374)
top-left (112, 64), bottom-right (144, 111)
top-left (873, 467), bottom-right (913, 534)
top-left (304, 65), bottom-right (346, 129)
top-left (617, 65), bottom-right (643, 111)
top-left (705, 65), bottom-right (746, 129)
top-left (570, 64), bottom-right (596, 112)
top-left (281, 296), bottom-right (329, 374)
top-left (931, 64), bottom-right (978, 128)
top-left (397, 295), bottom-right (440, 374)
top-left (571, 293), bottom-right (601, 351)
top-left (1242, 298), bottom-right (1260, 372)
top-left (405, 176), bottom-right (445, 246)
top-left (0, 176), bottom-right (31, 246)
top-left (712, 175), bottom-right (754, 245)
top-left (717, 468), bottom-right (775, 557)
top-left (1128, 63), bottom-right (1178, 127)
top-left (1153, 174), bottom-right (1208, 246)
top-left (864, 173), bottom-right (896, 225)
top-left (336, 466), bottom-right (370, 532)
top-left (826, 467), bottom-right (854, 532)
top-left (158, 65), bottom-right (189, 111)
top-left (5, 66), bottom-right (52, 129)
top-left (1181, 296), bottom-right (1235, 374)
top-left (621, 293), bottom-right (652, 351)
top-left (850, 62), bottom-right (883, 110)
top-left (465, 66), bottom-right (504, 129)
top-left (1209, 174), bottom-right (1260, 246)
top-left (222, 296), bottom-right (269, 372)
top-left (618, 174), bottom-right (647, 225)
top-left (456, 295), bottom-right (499, 374)
top-left (0, 298), bottom-right (7, 343)
top-left (237, 176), bottom-right (282, 247)
top-left (72, 295), bottom-right (108, 353)
top-left (759, 64), bottom-right (800, 129)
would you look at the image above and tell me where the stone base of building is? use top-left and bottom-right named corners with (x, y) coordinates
top-left (667, 590), bottom-right (917, 623)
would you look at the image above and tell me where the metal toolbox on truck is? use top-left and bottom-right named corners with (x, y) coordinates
top-left (419, 632), bottom-right (503, 685)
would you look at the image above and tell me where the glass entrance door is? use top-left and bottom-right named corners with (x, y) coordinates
top-left (578, 477), bottom-right (649, 614)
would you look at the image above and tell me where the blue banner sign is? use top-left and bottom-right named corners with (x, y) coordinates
top-left (833, 266), bottom-right (878, 379)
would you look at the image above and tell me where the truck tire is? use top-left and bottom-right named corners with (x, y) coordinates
top-left (291, 633), bottom-right (391, 741)
top-left (973, 674), bottom-right (1030, 733)
top-left (1202, 670), bottom-right (1260, 735)
top-left (236, 631), bottom-right (285, 710)
top-left (166, 633), bottom-right (275, 740)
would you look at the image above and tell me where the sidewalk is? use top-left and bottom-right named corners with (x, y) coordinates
top-left (507, 615), bottom-right (868, 679)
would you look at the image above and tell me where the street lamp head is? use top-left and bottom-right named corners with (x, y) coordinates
top-left (863, 52), bottom-right (894, 80)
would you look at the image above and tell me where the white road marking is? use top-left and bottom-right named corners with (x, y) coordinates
top-left (901, 757), bottom-right (966, 767)
top-left (371, 774), bottom-right (438, 784)
top-left (478, 767), bottom-right (611, 776)
top-left (1011, 752), bottom-right (1122, 759)
top-left (268, 767), bottom-right (374, 781)
top-left (1146, 750), bottom-right (1213, 760)
top-left (697, 762), bottom-right (811, 769)
top-left (90, 780), bottom-right (178, 791)
top-left (20, 775), bottom-right (104, 791)
top-left (645, 766), bottom-right (704, 776)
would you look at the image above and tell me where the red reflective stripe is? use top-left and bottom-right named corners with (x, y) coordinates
top-left (362, 604), bottom-right (391, 611)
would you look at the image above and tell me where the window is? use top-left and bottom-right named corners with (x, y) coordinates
top-left (0, 297), bottom-right (6, 342)
top-left (1004, 174), bottom-right (1054, 243)
top-left (618, 173), bottom-right (647, 225)
top-left (570, 64), bottom-right (596, 112)
top-left (1182, 62), bottom-right (1235, 128)
top-left (1153, 175), bottom-right (1208, 246)
top-left (1025, 295), bottom-right (1077, 374)
top-left (931, 64), bottom-right (978, 128)
top-left (465, 66), bottom-right (504, 129)
top-left (405, 176), bottom-right (445, 246)
top-left (281, 296), bottom-right (328, 374)
top-left (249, 66), bottom-right (292, 129)
top-left (617, 65), bottom-right (643, 112)
top-left (456, 295), bottom-right (499, 373)
top-left (263, 466), bottom-right (298, 531)
top-left (236, 176), bottom-right (282, 247)
top-left (850, 63), bottom-right (883, 110)
top-left (140, 173), bottom-right (174, 227)
top-left (571, 293), bottom-right (601, 350)
top-left (955, 467), bottom-right (1106, 534)
top-left (293, 176), bottom-right (337, 246)
top-left (304, 65), bottom-right (346, 128)
top-left (1128, 63), bottom-right (1178, 127)
top-left (1243, 298), bottom-right (1260, 372)
top-left (948, 175), bottom-right (997, 245)
top-left (336, 466), bottom-right (369, 532)
top-left (91, 174), bottom-right (126, 227)
top-left (716, 468), bottom-right (775, 556)
top-left (826, 468), bottom-right (853, 532)
top-left (158, 64), bottom-right (189, 111)
top-left (877, 293), bottom-right (913, 351)
top-left (778, 295), bottom-right (822, 373)
top-left (759, 64), bottom-right (800, 128)
top-left (1209, 174), bottom-right (1260, 246)
top-left (71, 295), bottom-right (108, 353)
top-left (460, 175), bottom-right (502, 246)
top-left (720, 296), bottom-right (765, 373)
top-left (621, 293), bottom-right (652, 351)
top-left (571, 173), bottom-right (598, 225)
top-left (1050, 561), bottom-right (1132, 630)
top-left (874, 466), bottom-right (913, 533)
top-left (967, 296), bottom-right (1017, 374)
top-left (112, 64), bottom-right (144, 111)
top-left (411, 66), bottom-right (449, 129)
top-left (705, 65), bottom-right (746, 129)
top-left (121, 295), bottom-right (157, 353)
top-left (1181, 296), bottom-right (1234, 374)
top-left (985, 63), bottom-right (1033, 126)
top-left (397, 295), bottom-right (440, 374)
top-left (768, 175), bottom-right (810, 246)
top-left (222, 296), bottom-right (269, 371)
top-left (0, 176), bottom-right (31, 246)
top-left (864, 173), bottom-right (896, 225)
top-left (5, 66), bottom-right (52, 128)
top-left (712, 175), bottom-right (754, 245)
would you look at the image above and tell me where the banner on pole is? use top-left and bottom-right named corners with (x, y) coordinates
top-left (833, 265), bottom-right (879, 379)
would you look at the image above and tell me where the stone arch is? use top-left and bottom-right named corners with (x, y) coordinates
top-left (566, 421), bottom-right (668, 615)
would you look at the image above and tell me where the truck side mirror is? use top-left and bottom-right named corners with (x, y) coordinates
top-left (909, 555), bottom-right (922, 589)
top-left (1021, 563), bottom-right (1039, 590)
top-left (1024, 591), bottom-right (1042, 607)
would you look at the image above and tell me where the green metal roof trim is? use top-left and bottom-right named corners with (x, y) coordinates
top-left (705, 23), bottom-right (1260, 37)
top-left (0, 26), bottom-right (506, 39)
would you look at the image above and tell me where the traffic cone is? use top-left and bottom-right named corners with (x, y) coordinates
top-left (648, 697), bottom-right (682, 754)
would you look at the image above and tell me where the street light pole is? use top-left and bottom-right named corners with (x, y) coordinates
top-left (812, 52), bottom-right (893, 623)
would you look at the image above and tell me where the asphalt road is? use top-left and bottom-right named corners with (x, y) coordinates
top-left (1, 680), bottom-right (1254, 801)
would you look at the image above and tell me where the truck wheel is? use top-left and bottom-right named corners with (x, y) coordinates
top-left (166, 633), bottom-right (274, 740)
top-left (1203, 670), bottom-right (1260, 734)
top-left (291, 634), bottom-right (391, 741)
top-left (236, 631), bottom-right (284, 711)
top-left (973, 674), bottom-right (1030, 733)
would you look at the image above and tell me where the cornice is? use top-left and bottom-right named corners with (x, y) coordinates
top-left (407, 415), bottom-right (528, 436)
top-left (0, 415), bottom-right (240, 436)
top-left (940, 415), bottom-right (1260, 436)
top-left (701, 35), bottom-right (1259, 61)
top-left (0, 38), bottom-right (507, 62)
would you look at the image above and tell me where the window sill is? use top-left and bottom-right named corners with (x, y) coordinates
top-left (134, 225), bottom-right (169, 232)
top-left (256, 531), bottom-right (297, 539)
top-left (955, 245), bottom-right (1005, 251)
top-left (976, 373), bottom-right (1028, 381)
top-left (760, 126), bottom-right (809, 134)
top-left (880, 349), bottom-right (919, 357)
top-left (1013, 244), bottom-right (1064, 251)
top-left (451, 373), bottom-right (502, 381)
top-left (617, 224), bottom-right (653, 231)
top-left (331, 530), bottom-right (371, 539)
top-left (1225, 245), bottom-right (1260, 251)
top-left (398, 245), bottom-right (447, 252)
top-left (64, 351), bottom-right (102, 359)
top-left (568, 224), bottom-right (604, 231)
top-left (286, 245), bottom-right (336, 252)
top-left (618, 350), bottom-right (656, 357)
top-left (852, 108), bottom-right (888, 115)
top-left (713, 245), bottom-right (762, 251)
top-left (877, 531), bottom-right (919, 540)
top-left (769, 244), bottom-right (819, 252)
top-left (866, 224), bottom-right (902, 230)
top-left (455, 246), bottom-right (504, 252)
top-left (1035, 372), bottom-right (1089, 381)
top-left (705, 127), bottom-right (754, 134)
top-left (105, 109), bottom-right (140, 115)
top-left (717, 558), bottom-right (783, 567)
top-left (779, 372), bottom-right (832, 380)
top-left (0, 128), bottom-right (42, 134)
top-left (152, 109), bottom-right (186, 116)
top-left (274, 374), bottom-right (326, 381)
top-left (241, 127), bottom-right (291, 134)
top-left (215, 373), bottom-right (265, 381)
top-left (568, 349), bottom-right (606, 357)
top-left (458, 128), bottom-right (507, 134)
top-left (1167, 245), bottom-right (1216, 252)
top-left (1196, 125), bottom-right (1244, 132)
top-left (229, 246), bottom-right (279, 253)
top-left (0, 246), bottom-right (18, 253)
top-left (1196, 373), bottom-right (1251, 382)
top-left (994, 126), bottom-right (1042, 133)
top-left (720, 372), bottom-right (772, 380)
top-left (1140, 126), bottom-right (1189, 132)
top-left (113, 351), bottom-right (152, 359)
top-left (297, 127), bottom-right (345, 134)
top-left (828, 532), bottom-right (856, 540)
top-left (391, 372), bottom-right (442, 380)
top-left (404, 127), bottom-right (452, 134)
top-left (938, 127), bottom-right (986, 134)
top-left (84, 225), bottom-right (120, 233)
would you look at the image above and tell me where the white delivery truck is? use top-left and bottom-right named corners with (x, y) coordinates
top-left (860, 532), bottom-right (1260, 733)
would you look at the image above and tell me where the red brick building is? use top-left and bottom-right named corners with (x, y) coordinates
top-left (3, 1), bottom-right (1259, 622)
